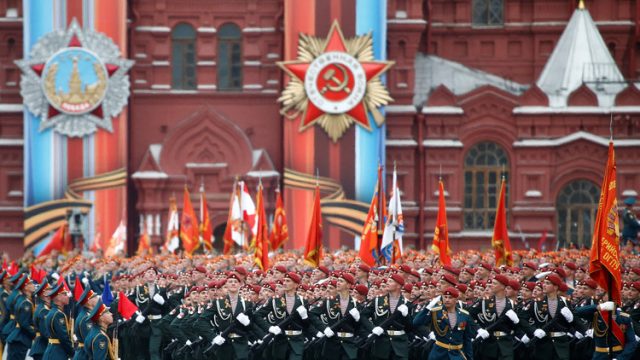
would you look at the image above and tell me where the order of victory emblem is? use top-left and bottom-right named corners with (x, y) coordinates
top-left (278, 21), bottom-right (394, 142)
top-left (16, 19), bottom-right (134, 137)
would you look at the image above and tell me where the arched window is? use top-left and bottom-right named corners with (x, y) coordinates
top-left (463, 142), bottom-right (509, 229)
top-left (171, 23), bottom-right (197, 90)
top-left (472, 0), bottom-right (503, 26)
top-left (556, 180), bottom-right (599, 249)
top-left (217, 23), bottom-right (242, 91)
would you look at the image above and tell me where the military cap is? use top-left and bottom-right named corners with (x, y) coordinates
top-left (46, 281), bottom-right (67, 298)
top-left (443, 265), bottom-right (460, 276)
top-left (624, 197), bottom-right (636, 206)
top-left (441, 274), bottom-right (457, 286)
top-left (399, 264), bottom-right (412, 275)
top-left (564, 262), bottom-right (577, 271)
top-left (523, 262), bottom-right (538, 270)
top-left (545, 273), bottom-right (563, 287)
top-left (390, 273), bottom-right (405, 286)
top-left (88, 300), bottom-right (108, 323)
top-left (285, 271), bottom-right (301, 284)
top-left (338, 272), bottom-right (355, 285)
top-left (507, 279), bottom-right (520, 291)
top-left (443, 286), bottom-right (459, 298)
top-left (583, 278), bottom-right (598, 289)
top-left (523, 282), bottom-right (536, 291)
top-left (262, 282), bottom-right (276, 292)
top-left (630, 281), bottom-right (640, 292)
top-left (354, 284), bottom-right (368, 296)
top-left (493, 274), bottom-right (510, 287)
top-left (403, 283), bottom-right (414, 293)
top-left (275, 265), bottom-right (288, 274)
top-left (358, 263), bottom-right (371, 273)
top-left (15, 275), bottom-right (30, 290)
top-left (456, 283), bottom-right (468, 294)
top-left (34, 280), bottom-right (50, 297)
top-left (78, 286), bottom-right (96, 306)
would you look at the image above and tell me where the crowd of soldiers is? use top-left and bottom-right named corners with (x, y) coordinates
top-left (1, 247), bottom-right (640, 360)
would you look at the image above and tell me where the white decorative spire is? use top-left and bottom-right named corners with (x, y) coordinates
top-left (536, 4), bottom-right (626, 107)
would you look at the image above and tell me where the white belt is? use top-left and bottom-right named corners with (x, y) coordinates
top-left (549, 332), bottom-right (566, 337)
top-left (284, 330), bottom-right (302, 336)
top-left (493, 331), bottom-right (512, 337)
top-left (336, 332), bottom-right (354, 338)
top-left (386, 330), bottom-right (405, 336)
top-left (148, 315), bottom-right (162, 320)
top-left (228, 333), bottom-right (242, 338)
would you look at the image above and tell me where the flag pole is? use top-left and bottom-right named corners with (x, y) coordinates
top-left (607, 115), bottom-right (614, 360)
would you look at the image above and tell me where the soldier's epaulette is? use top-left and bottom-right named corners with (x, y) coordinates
top-left (431, 307), bottom-right (442, 312)
top-left (619, 312), bottom-right (630, 317)
top-left (459, 308), bottom-right (469, 315)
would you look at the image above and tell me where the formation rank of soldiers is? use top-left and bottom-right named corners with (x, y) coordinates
top-left (1, 251), bottom-right (640, 360)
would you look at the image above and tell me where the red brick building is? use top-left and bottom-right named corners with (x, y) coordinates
top-left (1, 0), bottom-right (639, 257)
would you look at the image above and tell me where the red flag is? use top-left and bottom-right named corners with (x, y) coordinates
top-left (432, 180), bottom-right (451, 266)
top-left (360, 183), bottom-right (380, 267)
top-left (589, 141), bottom-right (623, 305)
top-left (117, 291), bottom-right (139, 320)
top-left (180, 186), bottom-right (199, 255)
top-left (492, 178), bottom-right (513, 266)
top-left (252, 182), bottom-right (270, 270)
top-left (74, 279), bottom-right (84, 302)
top-left (537, 230), bottom-right (548, 252)
top-left (59, 277), bottom-right (70, 293)
top-left (164, 195), bottom-right (180, 253)
top-left (223, 180), bottom-right (239, 255)
top-left (200, 185), bottom-right (213, 251)
top-left (2, 259), bottom-right (7, 271)
top-left (7, 261), bottom-right (18, 276)
top-left (39, 222), bottom-right (69, 258)
top-left (270, 188), bottom-right (289, 251)
top-left (303, 185), bottom-right (323, 267)
top-left (30, 265), bottom-right (46, 284)
top-left (136, 223), bottom-right (152, 256)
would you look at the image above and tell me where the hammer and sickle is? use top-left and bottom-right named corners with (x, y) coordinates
top-left (320, 64), bottom-right (351, 95)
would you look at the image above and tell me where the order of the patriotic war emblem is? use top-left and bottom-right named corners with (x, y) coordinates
top-left (16, 19), bottom-right (133, 137)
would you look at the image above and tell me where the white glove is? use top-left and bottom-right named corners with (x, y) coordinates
top-left (51, 273), bottom-right (60, 280)
top-left (534, 329), bottom-right (546, 339)
top-left (505, 309), bottom-right (519, 324)
top-left (236, 313), bottom-right (250, 326)
top-left (574, 331), bottom-right (583, 339)
top-left (316, 331), bottom-right (324, 338)
top-left (82, 277), bottom-right (89, 286)
top-left (372, 326), bottom-right (384, 336)
top-left (296, 305), bottom-right (308, 320)
top-left (428, 331), bottom-right (436, 340)
top-left (635, 335), bottom-right (640, 342)
top-left (476, 328), bottom-right (489, 340)
top-left (153, 293), bottom-right (165, 305)
top-left (599, 301), bottom-right (615, 311)
top-left (135, 314), bottom-right (145, 324)
top-left (73, 334), bottom-right (78, 342)
top-left (521, 335), bottom-right (530, 344)
top-left (323, 327), bottom-right (334, 338)
top-left (269, 326), bottom-right (282, 335)
top-left (185, 340), bottom-right (192, 346)
top-left (349, 308), bottom-right (360, 322)
top-left (586, 329), bottom-right (593, 338)
top-left (213, 335), bottom-right (225, 345)
top-left (397, 304), bottom-right (409, 317)
top-left (426, 297), bottom-right (440, 311)
top-left (560, 307), bottom-right (573, 323)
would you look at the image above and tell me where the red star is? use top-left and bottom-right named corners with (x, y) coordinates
top-left (280, 21), bottom-right (392, 132)
top-left (33, 35), bottom-right (120, 120)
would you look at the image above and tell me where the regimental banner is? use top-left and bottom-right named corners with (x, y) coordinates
top-left (278, 21), bottom-right (393, 142)
top-left (19, 0), bottom-right (131, 254)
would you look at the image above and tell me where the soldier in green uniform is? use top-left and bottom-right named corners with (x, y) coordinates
top-left (470, 274), bottom-right (527, 360)
top-left (360, 273), bottom-right (413, 360)
top-left (43, 281), bottom-right (74, 360)
top-left (414, 286), bottom-right (476, 359)
top-left (86, 300), bottom-right (116, 360)
top-left (135, 267), bottom-right (169, 360)
top-left (255, 271), bottom-right (313, 360)
top-left (73, 286), bottom-right (98, 360)
top-left (575, 300), bottom-right (638, 359)
top-left (29, 280), bottom-right (51, 360)
top-left (309, 272), bottom-right (362, 360)
top-left (7, 275), bottom-right (36, 360)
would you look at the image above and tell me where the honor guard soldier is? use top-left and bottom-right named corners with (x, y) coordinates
top-left (521, 274), bottom-right (579, 360)
top-left (469, 274), bottom-right (525, 360)
top-left (30, 280), bottom-right (51, 360)
top-left (361, 273), bottom-right (412, 360)
top-left (135, 267), bottom-right (168, 360)
top-left (1, 272), bottom-right (25, 347)
top-left (255, 271), bottom-right (312, 360)
top-left (309, 272), bottom-right (362, 360)
top-left (7, 275), bottom-right (36, 360)
top-left (86, 300), bottom-right (116, 360)
top-left (73, 286), bottom-right (98, 360)
top-left (43, 281), bottom-right (74, 360)
top-left (414, 287), bottom-right (475, 360)
top-left (575, 300), bottom-right (638, 360)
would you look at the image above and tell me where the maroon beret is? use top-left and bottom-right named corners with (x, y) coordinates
top-left (441, 274), bottom-right (458, 286)
top-left (583, 278), bottom-right (598, 290)
top-left (631, 281), bottom-right (640, 292)
top-left (523, 262), bottom-right (537, 271)
top-left (564, 262), bottom-right (577, 271)
top-left (461, 267), bottom-right (477, 275)
top-left (285, 272), bottom-right (301, 284)
top-left (358, 264), bottom-right (371, 273)
top-left (262, 282), bottom-right (276, 292)
top-left (234, 266), bottom-right (248, 277)
top-left (275, 265), bottom-right (288, 274)
top-left (545, 274), bottom-right (563, 287)
top-left (318, 266), bottom-right (331, 276)
top-left (226, 271), bottom-right (241, 282)
top-left (410, 270), bottom-right (421, 279)
top-left (443, 286), bottom-right (459, 298)
top-left (480, 263), bottom-right (493, 271)
top-left (508, 279), bottom-right (521, 291)
top-left (523, 282), bottom-right (536, 291)
top-left (400, 265), bottom-right (412, 274)
top-left (339, 272), bottom-right (356, 285)
top-left (443, 265), bottom-right (461, 276)
top-left (455, 283), bottom-right (468, 294)
top-left (390, 273), bottom-right (405, 286)
top-left (403, 283), bottom-right (414, 293)
top-left (493, 274), bottom-right (510, 287)
top-left (195, 266), bottom-right (207, 274)
top-left (553, 267), bottom-right (567, 279)
top-left (354, 284), bottom-right (369, 296)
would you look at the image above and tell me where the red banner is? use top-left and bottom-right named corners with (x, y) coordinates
top-left (589, 141), bottom-right (622, 304)
top-left (432, 180), bottom-right (451, 266)
top-left (492, 178), bottom-right (513, 266)
top-left (253, 183), bottom-right (270, 271)
top-left (304, 185), bottom-right (323, 267)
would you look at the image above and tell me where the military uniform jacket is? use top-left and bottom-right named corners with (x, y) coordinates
top-left (0, 289), bottom-right (19, 341)
top-left (7, 295), bottom-right (35, 346)
top-left (575, 304), bottom-right (638, 360)
top-left (309, 296), bottom-right (361, 359)
top-left (135, 284), bottom-right (168, 318)
top-left (521, 296), bottom-right (577, 359)
top-left (43, 307), bottom-right (74, 359)
top-left (29, 301), bottom-right (50, 357)
top-left (414, 305), bottom-right (475, 360)
top-left (254, 294), bottom-right (311, 357)
top-left (360, 294), bottom-right (413, 359)
top-left (198, 295), bottom-right (255, 359)
top-left (87, 327), bottom-right (115, 360)
top-left (73, 306), bottom-right (94, 360)
top-left (468, 296), bottom-right (527, 358)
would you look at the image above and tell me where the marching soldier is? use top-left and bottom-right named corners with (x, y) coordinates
top-left (86, 300), bottom-right (116, 360)
top-left (360, 273), bottom-right (412, 360)
top-left (414, 286), bottom-right (476, 359)
top-left (574, 300), bottom-right (638, 360)
top-left (29, 279), bottom-right (51, 360)
top-left (309, 272), bottom-right (362, 360)
top-left (73, 286), bottom-right (98, 360)
top-left (135, 267), bottom-right (169, 360)
top-left (43, 281), bottom-right (74, 360)
top-left (7, 275), bottom-right (36, 360)
top-left (255, 271), bottom-right (312, 360)
top-left (1, 272), bottom-right (25, 348)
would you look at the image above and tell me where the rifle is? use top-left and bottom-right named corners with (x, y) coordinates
top-left (472, 312), bottom-right (509, 344)
top-left (304, 298), bottom-right (374, 350)
top-left (202, 318), bottom-right (239, 356)
top-left (252, 298), bottom-right (322, 354)
top-left (514, 308), bottom-right (564, 350)
top-left (174, 337), bottom-right (204, 356)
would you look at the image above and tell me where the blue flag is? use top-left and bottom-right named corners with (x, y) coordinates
top-left (102, 274), bottom-right (114, 306)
